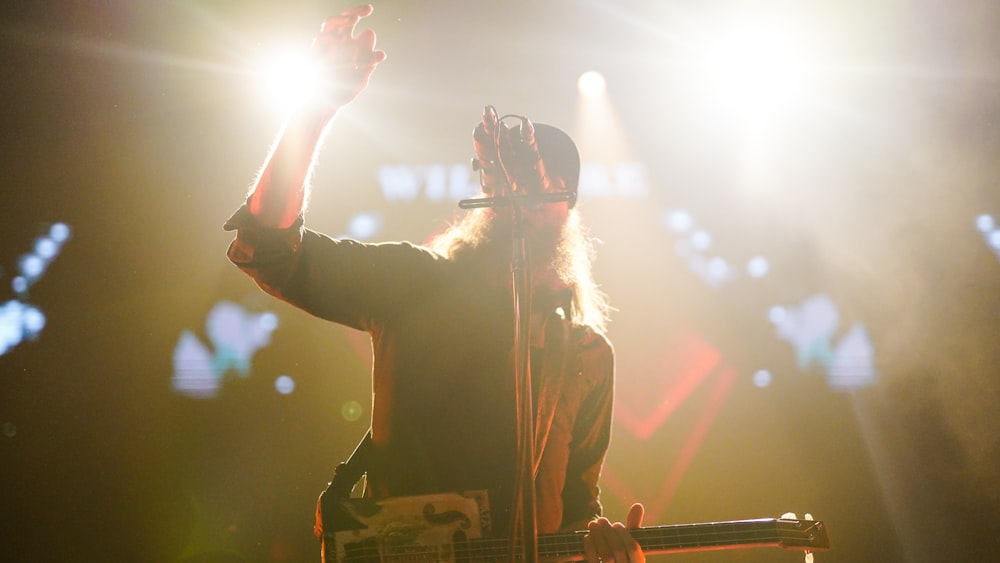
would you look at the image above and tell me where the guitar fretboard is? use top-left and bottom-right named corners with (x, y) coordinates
top-left (336, 518), bottom-right (829, 562)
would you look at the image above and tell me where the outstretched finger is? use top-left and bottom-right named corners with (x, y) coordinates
top-left (320, 4), bottom-right (373, 35)
top-left (626, 503), bottom-right (645, 529)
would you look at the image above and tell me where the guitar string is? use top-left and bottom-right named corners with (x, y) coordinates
top-left (335, 521), bottom-right (823, 562)
top-left (338, 527), bottom-right (821, 563)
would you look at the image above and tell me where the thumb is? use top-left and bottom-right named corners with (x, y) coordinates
top-left (626, 502), bottom-right (645, 529)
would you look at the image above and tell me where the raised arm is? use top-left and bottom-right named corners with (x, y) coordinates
top-left (248, 5), bottom-right (386, 228)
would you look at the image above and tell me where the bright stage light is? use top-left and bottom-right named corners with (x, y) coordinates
top-left (753, 369), bottom-right (772, 388)
top-left (254, 45), bottom-right (326, 111)
top-left (693, 17), bottom-right (818, 118)
top-left (348, 212), bottom-right (383, 240)
top-left (664, 209), bottom-right (694, 233)
top-left (275, 375), bottom-right (295, 395)
top-left (690, 229), bottom-right (711, 251)
top-left (975, 213), bottom-right (995, 233)
top-left (747, 256), bottom-right (770, 278)
top-left (578, 71), bottom-right (607, 98)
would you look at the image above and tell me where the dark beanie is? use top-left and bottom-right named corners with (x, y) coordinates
top-left (511, 122), bottom-right (581, 193)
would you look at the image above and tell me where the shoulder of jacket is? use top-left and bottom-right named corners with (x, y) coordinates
top-left (574, 324), bottom-right (611, 348)
top-left (572, 325), bottom-right (614, 365)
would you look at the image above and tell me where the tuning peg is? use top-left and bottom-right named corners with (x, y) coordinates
top-left (780, 512), bottom-right (818, 562)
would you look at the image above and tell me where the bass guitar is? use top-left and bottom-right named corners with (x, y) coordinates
top-left (319, 491), bottom-right (830, 562)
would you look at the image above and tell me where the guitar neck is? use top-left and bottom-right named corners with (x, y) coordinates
top-left (468, 518), bottom-right (830, 561)
top-left (618, 518), bottom-right (829, 556)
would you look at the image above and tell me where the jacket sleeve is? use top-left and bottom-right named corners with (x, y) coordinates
top-left (561, 329), bottom-right (615, 528)
top-left (224, 204), bottom-right (443, 331)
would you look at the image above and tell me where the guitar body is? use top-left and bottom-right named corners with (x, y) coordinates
top-left (320, 491), bottom-right (493, 563)
top-left (319, 491), bottom-right (830, 563)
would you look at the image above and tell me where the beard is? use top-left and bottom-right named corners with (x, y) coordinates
top-left (477, 208), bottom-right (569, 293)
top-left (431, 204), bottom-right (579, 295)
top-left (430, 204), bottom-right (608, 333)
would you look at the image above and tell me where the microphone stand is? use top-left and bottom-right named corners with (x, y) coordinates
top-left (459, 190), bottom-right (574, 563)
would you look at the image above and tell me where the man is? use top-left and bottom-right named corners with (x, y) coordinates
top-left (225, 6), bottom-right (644, 562)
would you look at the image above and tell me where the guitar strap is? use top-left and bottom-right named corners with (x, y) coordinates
top-left (325, 428), bottom-right (373, 500)
top-left (315, 429), bottom-right (372, 540)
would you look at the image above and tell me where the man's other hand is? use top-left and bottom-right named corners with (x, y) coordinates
top-left (583, 503), bottom-right (645, 563)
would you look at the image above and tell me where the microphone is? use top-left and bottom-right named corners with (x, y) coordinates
top-left (460, 105), bottom-right (575, 210)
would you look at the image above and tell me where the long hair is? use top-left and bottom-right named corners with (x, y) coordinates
top-left (430, 207), bottom-right (612, 335)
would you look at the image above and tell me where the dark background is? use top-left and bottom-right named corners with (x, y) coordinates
top-left (1, 1), bottom-right (998, 562)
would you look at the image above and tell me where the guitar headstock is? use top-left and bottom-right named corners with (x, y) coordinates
top-left (779, 512), bottom-right (830, 562)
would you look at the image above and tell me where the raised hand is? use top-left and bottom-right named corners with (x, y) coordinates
top-left (309, 4), bottom-right (387, 115)
top-left (245, 5), bottom-right (386, 228)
